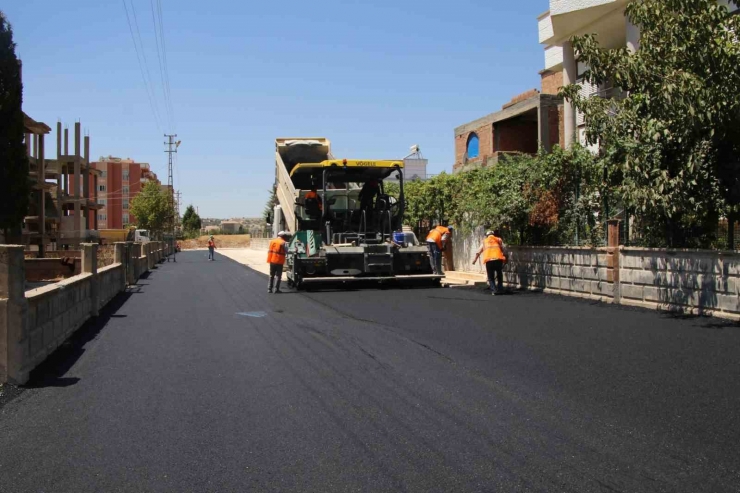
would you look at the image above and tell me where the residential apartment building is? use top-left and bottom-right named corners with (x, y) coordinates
top-left (537, 0), bottom-right (739, 149)
top-left (91, 157), bottom-right (159, 229)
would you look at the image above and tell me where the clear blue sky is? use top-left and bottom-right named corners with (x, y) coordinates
top-left (6, 0), bottom-right (547, 218)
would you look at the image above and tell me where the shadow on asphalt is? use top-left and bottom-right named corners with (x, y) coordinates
top-left (22, 290), bottom-right (134, 390)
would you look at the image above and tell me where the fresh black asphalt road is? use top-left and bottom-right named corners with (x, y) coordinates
top-left (1, 250), bottom-right (739, 492)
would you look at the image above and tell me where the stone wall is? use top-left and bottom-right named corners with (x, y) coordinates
top-left (1, 241), bottom-right (169, 384)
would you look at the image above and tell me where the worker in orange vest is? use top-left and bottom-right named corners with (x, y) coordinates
top-left (425, 225), bottom-right (453, 275)
top-left (267, 231), bottom-right (290, 293)
top-left (207, 235), bottom-right (216, 261)
top-left (304, 187), bottom-right (323, 216)
top-left (473, 229), bottom-right (507, 295)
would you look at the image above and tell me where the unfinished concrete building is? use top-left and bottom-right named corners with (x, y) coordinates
top-left (55, 121), bottom-right (101, 249)
top-left (23, 113), bottom-right (57, 256)
top-left (21, 117), bottom-right (101, 253)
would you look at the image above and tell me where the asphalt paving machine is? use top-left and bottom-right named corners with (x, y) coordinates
top-left (272, 138), bottom-right (441, 289)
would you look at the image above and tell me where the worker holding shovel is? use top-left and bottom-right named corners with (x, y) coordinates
top-left (473, 229), bottom-right (507, 295)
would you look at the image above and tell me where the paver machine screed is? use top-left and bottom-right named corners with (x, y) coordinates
top-left (273, 138), bottom-right (441, 290)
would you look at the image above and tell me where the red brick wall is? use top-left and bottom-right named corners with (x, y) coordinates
top-left (495, 121), bottom-right (538, 153)
top-left (128, 163), bottom-right (141, 226)
top-left (502, 89), bottom-right (540, 109)
top-left (108, 162), bottom-right (122, 229)
top-left (454, 123), bottom-right (494, 171)
top-left (541, 70), bottom-right (563, 95)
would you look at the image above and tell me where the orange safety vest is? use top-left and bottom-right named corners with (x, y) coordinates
top-left (305, 191), bottom-right (323, 211)
top-left (426, 226), bottom-right (451, 249)
top-left (482, 235), bottom-right (505, 263)
top-left (266, 237), bottom-right (287, 265)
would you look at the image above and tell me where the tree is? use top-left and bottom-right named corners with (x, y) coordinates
top-left (129, 182), bottom-right (174, 237)
top-left (560, 0), bottom-right (740, 247)
top-left (0, 12), bottom-right (30, 241)
top-left (181, 204), bottom-right (202, 233)
top-left (263, 185), bottom-right (277, 225)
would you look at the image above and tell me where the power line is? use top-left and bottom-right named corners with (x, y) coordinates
top-left (150, 0), bottom-right (172, 131)
top-left (157, 0), bottom-right (176, 132)
top-left (129, 0), bottom-right (166, 130)
top-left (122, 0), bottom-right (162, 132)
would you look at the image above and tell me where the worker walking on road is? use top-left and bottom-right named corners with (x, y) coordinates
top-left (207, 235), bottom-right (216, 261)
top-left (426, 225), bottom-right (453, 275)
top-left (473, 229), bottom-right (507, 295)
top-left (267, 231), bottom-right (290, 294)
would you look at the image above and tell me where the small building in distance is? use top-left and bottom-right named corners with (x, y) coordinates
top-left (220, 221), bottom-right (242, 234)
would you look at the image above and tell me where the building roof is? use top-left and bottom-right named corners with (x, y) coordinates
top-left (454, 93), bottom-right (562, 136)
top-left (23, 112), bottom-right (52, 135)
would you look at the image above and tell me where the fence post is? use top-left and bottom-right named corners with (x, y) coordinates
top-left (126, 242), bottom-right (135, 286)
top-left (0, 246), bottom-right (29, 384)
top-left (607, 220), bottom-right (621, 304)
top-left (114, 242), bottom-right (127, 290)
top-left (81, 243), bottom-right (99, 317)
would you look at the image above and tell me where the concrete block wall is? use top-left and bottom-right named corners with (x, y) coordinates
top-left (452, 229), bottom-right (740, 320)
top-left (25, 274), bottom-right (95, 376)
top-left (502, 246), bottom-right (614, 301)
top-left (24, 258), bottom-right (80, 282)
top-left (249, 238), bottom-right (271, 251)
top-left (619, 248), bottom-right (740, 319)
top-left (1, 241), bottom-right (165, 384)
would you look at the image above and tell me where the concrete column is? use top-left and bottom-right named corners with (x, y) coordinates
top-left (626, 18), bottom-right (640, 54)
top-left (538, 102), bottom-right (551, 152)
top-left (115, 242), bottom-right (127, 290)
top-left (607, 219), bottom-right (622, 304)
top-left (0, 245), bottom-right (30, 385)
top-left (562, 41), bottom-right (577, 149)
top-left (56, 122), bottom-right (62, 157)
top-left (81, 243), bottom-right (99, 316)
top-left (125, 242), bottom-right (135, 286)
top-left (83, 135), bottom-right (90, 231)
top-left (39, 134), bottom-right (47, 258)
top-left (93, 175), bottom-right (99, 230)
top-left (64, 126), bottom-right (69, 155)
top-left (133, 243), bottom-right (142, 279)
top-left (73, 124), bottom-right (81, 246)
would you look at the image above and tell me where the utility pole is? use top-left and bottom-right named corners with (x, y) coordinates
top-left (164, 134), bottom-right (180, 262)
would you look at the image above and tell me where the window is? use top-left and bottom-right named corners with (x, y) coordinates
top-left (100, 170), bottom-right (107, 178)
top-left (123, 185), bottom-right (130, 195)
top-left (98, 199), bottom-right (106, 206)
top-left (122, 199), bottom-right (129, 210)
top-left (466, 133), bottom-right (479, 159)
top-left (98, 214), bottom-right (107, 221)
top-left (122, 213), bottom-right (129, 224)
top-left (123, 169), bottom-right (130, 181)
top-left (98, 185), bottom-right (106, 192)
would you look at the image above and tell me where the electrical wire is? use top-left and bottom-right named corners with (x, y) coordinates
top-left (157, 0), bottom-right (176, 132)
top-left (129, 0), bottom-right (166, 130)
top-left (150, 0), bottom-right (172, 131)
top-left (122, 0), bottom-right (163, 133)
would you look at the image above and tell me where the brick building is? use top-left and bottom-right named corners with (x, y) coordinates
top-left (453, 87), bottom-right (563, 173)
top-left (538, 0), bottom-right (738, 150)
top-left (91, 157), bottom-right (159, 229)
